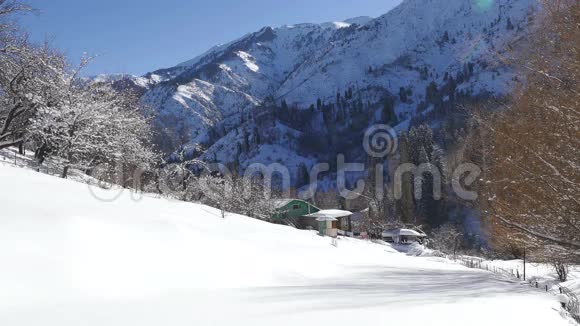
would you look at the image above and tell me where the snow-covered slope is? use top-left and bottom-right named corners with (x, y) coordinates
top-left (0, 162), bottom-right (571, 325)
top-left (277, 0), bottom-right (534, 105)
top-left (138, 21), bottom-right (353, 149)
top-left (114, 0), bottom-right (537, 180)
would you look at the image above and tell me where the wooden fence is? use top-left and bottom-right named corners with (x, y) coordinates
top-left (456, 257), bottom-right (580, 321)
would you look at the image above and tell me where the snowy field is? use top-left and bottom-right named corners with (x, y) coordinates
top-left (0, 162), bottom-right (573, 325)
top-left (460, 257), bottom-right (580, 296)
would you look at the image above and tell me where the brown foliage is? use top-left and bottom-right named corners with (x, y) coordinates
top-left (476, 1), bottom-right (580, 256)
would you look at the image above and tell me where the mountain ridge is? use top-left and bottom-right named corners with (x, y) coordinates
top-left (107, 0), bottom-right (536, 185)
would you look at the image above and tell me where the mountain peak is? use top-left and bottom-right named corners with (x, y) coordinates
top-left (133, 0), bottom-right (536, 175)
top-left (343, 16), bottom-right (374, 25)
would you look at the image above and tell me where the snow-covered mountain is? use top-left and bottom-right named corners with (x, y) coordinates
top-left (114, 0), bottom-right (536, 183)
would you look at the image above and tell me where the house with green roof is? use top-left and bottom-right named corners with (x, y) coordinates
top-left (271, 199), bottom-right (320, 228)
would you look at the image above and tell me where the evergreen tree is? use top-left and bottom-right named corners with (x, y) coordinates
top-left (253, 127), bottom-right (261, 145)
top-left (297, 163), bottom-right (309, 188)
top-left (420, 67), bottom-right (429, 80)
top-left (408, 125), bottom-right (435, 163)
top-left (345, 87), bottom-right (353, 99)
top-left (506, 17), bottom-right (514, 30)
top-left (396, 134), bottom-right (415, 224)
top-left (356, 98), bottom-right (364, 113)
top-left (382, 97), bottom-right (397, 124)
top-left (399, 87), bottom-right (408, 103)
top-left (407, 125), bottom-right (447, 228)
top-left (426, 81), bottom-right (439, 104)
top-left (242, 129), bottom-right (250, 153)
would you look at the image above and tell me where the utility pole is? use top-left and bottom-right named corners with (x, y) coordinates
top-left (523, 246), bottom-right (526, 281)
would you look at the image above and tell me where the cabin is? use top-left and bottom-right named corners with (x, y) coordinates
top-left (305, 210), bottom-right (353, 238)
top-left (271, 201), bottom-right (356, 237)
top-left (382, 228), bottom-right (427, 244)
top-left (271, 199), bottom-right (320, 228)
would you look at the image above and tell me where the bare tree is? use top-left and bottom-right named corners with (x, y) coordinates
top-left (195, 171), bottom-right (278, 220)
top-left (430, 223), bottom-right (463, 257)
top-left (0, 0), bottom-right (38, 149)
top-left (553, 262), bottom-right (569, 282)
top-left (29, 75), bottom-right (157, 178)
top-left (0, 42), bottom-right (67, 150)
top-left (153, 151), bottom-right (207, 201)
top-left (0, 0), bottom-right (31, 41)
top-left (474, 1), bottom-right (580, 260)
top-left (0, 0), bottom-right (31, 17)
top-left (532, 245), bottom-right (575, 282)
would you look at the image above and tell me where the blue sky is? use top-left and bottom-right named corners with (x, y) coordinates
top-left (20, 0), bottom-right (402, 76)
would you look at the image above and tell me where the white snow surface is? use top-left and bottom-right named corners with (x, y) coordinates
top-left (462, 257), bottom-right (580, 297)
top-left (0, 163), bottom-right (570, 326)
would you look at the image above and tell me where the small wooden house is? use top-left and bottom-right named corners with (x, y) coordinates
top-left (305, 210), bottom-right (353, 238)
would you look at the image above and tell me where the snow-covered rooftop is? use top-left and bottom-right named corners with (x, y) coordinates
top-left (272, 199), bottom-right (296, 208)
top-left (306, 209), bottom-right (352, 219)
top-left (382, 229), bottom-right (427, 237)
